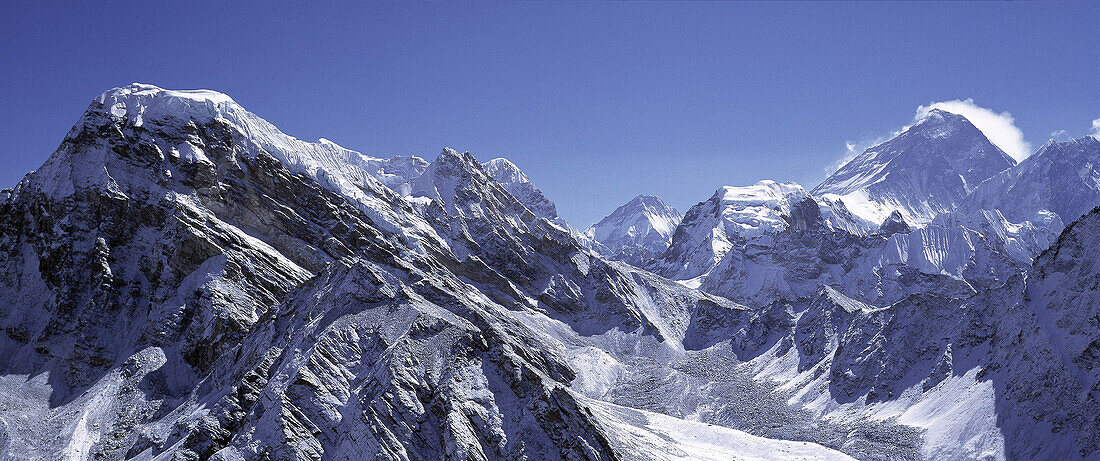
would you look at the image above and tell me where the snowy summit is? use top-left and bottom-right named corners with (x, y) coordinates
top-left (0, 83), bottom-right (1098, 461)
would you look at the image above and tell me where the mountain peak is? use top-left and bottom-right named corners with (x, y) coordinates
top-left (482, 158), bottom-right (531, 185)
top-left (593, 194), bottom-right (680, 228)
top-left (877, 209), bottom-right (911, 235)
top-left (585, 194), bottom-right (682, 266)
top-left (921, 107), bottom-right (965, 122)
top-left (963, 135), bottom-right (1100, 226)
top-left (814, 110), bottom-right (1014, 226)
top-left (718, 180), bottom-right (805, 203)
top-left (481, 157), bottom-right (558, 219)
top-left (435, 147), bottom-right (468, 162)
top-left (93, 83), bottom-right (239, 126)
top-left (617, 194), bottom-right (672, 213)
top-left (628, 194), bottom-right (661, 203)
top-left (907, 108), bottom-right (979, 140)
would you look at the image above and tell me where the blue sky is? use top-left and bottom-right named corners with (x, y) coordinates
top-left (1, 2), bottom-right (1097, 226)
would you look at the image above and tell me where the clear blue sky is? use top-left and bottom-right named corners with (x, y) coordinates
top-left (2, 2), bottom-right (1097, 226)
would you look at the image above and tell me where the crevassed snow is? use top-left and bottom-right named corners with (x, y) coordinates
top-left (717, 180), bottom-right (806, 240)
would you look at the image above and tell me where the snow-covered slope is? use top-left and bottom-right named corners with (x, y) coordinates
top-left (361, 154), bottom-right (429, 195)
top-left (667, 194), bottom-right (1022, 307)
top-left (651, 181), bottom-right (869, 287)
top-left (584, 397), bottom-right (855, 461)
top-left (963, 136), bottom-right (1100, 228)
top-left (482, 157), bottom-right (559, 219)
top-left (1, 84), bottom-right (1098, 460)
top-left (814, 109), bottom-right (1015, 226)
top-left (652, 181), bottom-right (810, 281)
top-left (0, 84), bottom-right (864, 460)
top-left (584, 195), bottom-right (683, 266)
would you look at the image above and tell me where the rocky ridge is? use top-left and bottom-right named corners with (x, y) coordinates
top-left (0, 84), bottom-right (1096, 460)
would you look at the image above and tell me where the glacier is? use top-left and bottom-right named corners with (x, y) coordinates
top-left (0, 84), bottom-right (1097, 460)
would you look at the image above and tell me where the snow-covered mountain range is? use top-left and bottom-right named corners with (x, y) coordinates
top-left (0, 84), bottom-right (1097, 460)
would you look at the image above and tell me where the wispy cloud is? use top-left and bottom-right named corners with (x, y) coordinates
top-left (1050, 129), bottom-right (1068, 140)
top-left (1092, 118), bottom-right (1100, 139)
top-left (914, 99), bottom-right (1032, 162)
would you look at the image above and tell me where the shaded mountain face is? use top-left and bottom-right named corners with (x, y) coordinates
top-left (0, 85), bottom-right (855, 460)
top-left (814, 109), bottom-right (1016, 226)
top-left (1, 84), bottom-right (1098, 461)
top-left (962, 136), bottom-right (1100, 227)
top-left (584, 195), bottom-right (683, 267)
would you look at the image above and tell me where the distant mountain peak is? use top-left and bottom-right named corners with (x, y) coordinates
top-left (910, 109), bottom-right (974, 138)
top-left (624, 194), bottom-right (664, 206)
top-left (584, 194), bottom-right (683, 266)
top-left (921, 107), bottom-right (964, 121)
top-left (814, 110), bottom-right (1014, 226)
top-left (878, 210), bottom-right (911, 235)
top-left (962, 135), bottom-right (1100, 227)
top-left (649, 181), bottom-right (811, 281)
top-left (483, 157), bottom-right (529, 183)
top-left (601, 194), bottom-right (679, 224)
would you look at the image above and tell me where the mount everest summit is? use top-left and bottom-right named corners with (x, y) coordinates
top-left (0, 83), bottom-right (1097, 460)
top-left (813, 109), bottom-right (1017, 227)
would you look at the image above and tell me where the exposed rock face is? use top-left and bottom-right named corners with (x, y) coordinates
top-left (1008, 206), bottom-right (1100, 458)
top-left (877, 210), bottom-right (911, 236)
top-left (652, 181), bottom-right (812, 281)
top-left (649, 182), bottom-right (1023, 308)
top-left (0, 85), bottom-right (852, 460)
top-left (814, 109), bottom-right (1016, 226)
top-left (646, 129), bottom-right (1073, 310)
top-left (1, 84), bottom-right (1097, 461)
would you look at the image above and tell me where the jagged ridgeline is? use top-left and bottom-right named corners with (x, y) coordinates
top-left (0, 84), bottom-right (1096, 460)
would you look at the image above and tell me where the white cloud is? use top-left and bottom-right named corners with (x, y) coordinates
top-left (1050, 129), bottom-right (1068, 139)
top-left (1092, 118), bottom-right (1100, 139)
top-left (914, 99), bottom-right (1032, 162)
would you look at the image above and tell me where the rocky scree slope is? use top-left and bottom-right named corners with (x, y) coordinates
top-left (0, 84), bottom-right (1097, 460)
